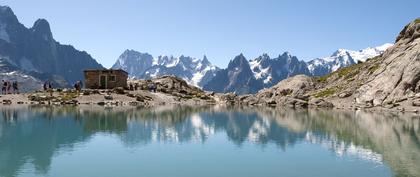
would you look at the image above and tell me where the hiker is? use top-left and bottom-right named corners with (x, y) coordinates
top-left (48, 81), bottom-right (53, 90)
top-left (74, 81), bottom-right (79, 92)
top-left (48, 81), bottom-right (53, 96)
top-left (43, 81), bottom-right (48, 91)
top-left (148, 83), bottom-right (157, 92)
top-left (134, 83), bottom-right (139, 90)
top-left (152, 83), bottom-right (157, 93)
top-left (129, 83), bottom-right (134, 91)
top-left (1, 80), bottom-right (6, 94)
top-left (74, 81), bottom-right (82, 93)
top-left (12, 81), bottom-right (18, 94)
top-left (6, 81), bottom-right (11, 94)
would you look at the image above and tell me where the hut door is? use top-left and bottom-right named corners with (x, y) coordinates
top-left (100, 75), bottom-right (107, 89)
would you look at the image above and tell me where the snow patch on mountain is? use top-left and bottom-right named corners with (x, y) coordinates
top-left (346, 43), bottom-right (394, 62)
top-left (307, 43), bottom-right (393, 76)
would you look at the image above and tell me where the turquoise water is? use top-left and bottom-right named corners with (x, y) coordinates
top-left (0, 106), bottom-right (419, 177)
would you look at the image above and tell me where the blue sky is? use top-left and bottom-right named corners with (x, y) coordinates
top-left (1, 0), bottom-right (419, 68)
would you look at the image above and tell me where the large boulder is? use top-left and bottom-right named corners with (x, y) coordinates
top-left (243, 75), bottom-right (316, 106)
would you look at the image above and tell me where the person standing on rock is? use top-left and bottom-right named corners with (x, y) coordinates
top-left (48, 81), bottom-right (53, 96)
top-left (43, 81), bottom-right (48, 92)
top-left (134, 83), bottom-right (138, 91)
top-left (6, 81), bottom-right (11, 94)
top-left (74, 81), bottom-right (79, 93)
top-left (129, 83), bottom-right (133, 91)
top-left (1, 80), bottom-right (6, 95)
top-left (153, 83), bottom-right (157, 92)
top-left (12, 81), bottom-right (18, 94)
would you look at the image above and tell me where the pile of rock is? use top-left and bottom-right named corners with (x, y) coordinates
top-left (239, 75), bottom-right (333, 108)
top-left (129, 75), bottom-right (214, 102)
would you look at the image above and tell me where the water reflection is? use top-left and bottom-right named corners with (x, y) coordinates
top-left (0, 106), bottom-right (419, 177)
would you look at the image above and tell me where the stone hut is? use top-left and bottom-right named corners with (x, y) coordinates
top-left (84, 69), bottom-right (128, 89)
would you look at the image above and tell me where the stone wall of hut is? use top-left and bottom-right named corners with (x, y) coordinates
top-left (84, 70), bottom-right (127, 89)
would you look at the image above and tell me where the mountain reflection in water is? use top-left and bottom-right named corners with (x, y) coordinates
top-left (0, 106), bottom-right (419, 177)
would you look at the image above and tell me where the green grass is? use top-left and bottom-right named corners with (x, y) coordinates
top-left (368, 64), bottom-right (380, 74)
top-left (317, 74), bottom-right (332, 83)
top-left (414, 18), bottom-right (420, 24)
top-left (59, 92), bottom-right (79, 101)
top-left (337, 65), bottom-right (360, 79)
top-left (317, 62), bottom-right (363, 83)
top-left (314, 87), bottom-right (337, 98)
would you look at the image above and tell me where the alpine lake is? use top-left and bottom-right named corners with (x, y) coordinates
top-left (0, 105), bottom-right (419, 177)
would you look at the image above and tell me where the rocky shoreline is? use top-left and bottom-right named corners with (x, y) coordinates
top-left (0, 76), bottom-right (220, 107)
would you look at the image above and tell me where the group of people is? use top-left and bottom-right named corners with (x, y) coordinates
top-left (1, 80), bottom-right (19, 94)
top-left (128, 82), bottom-right (157, 92)
top-left (128, 82), bottom-right (139, 91)
top-left (43, 81), bottom-right (54, 96)
top-left (43, 81), bottom-right (53, 91)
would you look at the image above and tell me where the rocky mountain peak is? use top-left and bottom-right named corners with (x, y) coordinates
top-left (202, 55), bottom-right (210, 65)
top-left (256, 53), bottom-right (270, 61)
top-left (0, 5), bottom-right (18, 23)
top-left (122, 49), bottom-right (138, 55)
top-left (280, 52), bottom-right (292, 59)
top-left (119, 50), bottom-right (153, 60)
top-left (31, 18), bottom-right (53, 40)
top-left (396, 18), bottom-right (420, 43)
top-left (228, 54), bottom-right (250, 69)
top-left (331, 49), bottom-right (351, 57)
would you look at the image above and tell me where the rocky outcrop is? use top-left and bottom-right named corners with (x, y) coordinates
top-left (240, 75), bottom-right (318, 108)
top-left (354, 19), bottom-right (420, 106)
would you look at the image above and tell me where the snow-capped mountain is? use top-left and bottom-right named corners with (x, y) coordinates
top-left (112, 50), bottom-right (219, 87)
top-left (249, 52), bottom-right (310, 87)
top-left (204, 44), bottom-right (392, 94)
top-left (112, 50), bottom-right (154, 78)
top-left (307, 43), bottom-right (393, 76)
top-left (204, 53), bottom-right (310, 94)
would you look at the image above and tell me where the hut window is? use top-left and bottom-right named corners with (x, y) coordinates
top-left (108, 75), bottom-right (116, 82)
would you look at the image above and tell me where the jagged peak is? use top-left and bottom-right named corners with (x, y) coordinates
top-left (120, 49), bottom-right (152, 58)
top-left (0, 6), bottom-right (13, 15)
top-left (123, 49), bottom-right (138, 53)
top-left (0, 5), bottom-right (18, 23)
top-left (31, 18), bottom-right (53, 39)
top-left (202, 55), bottom-right (211, 65)
top-left (260, 53), bottom-right (270, 60)
top-left (331, 49), bottom-right (351, 57)
top-left (228, 54), bottom-right (250, 69)
top-left (251, 53), bottom-right (271, 62)
top-left (279, 52), bottom-right (293, 59)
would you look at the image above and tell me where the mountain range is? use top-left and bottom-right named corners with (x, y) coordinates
top-left (0, 5), bottom-right (103, 91)
top-left (111, 44), bottom-right (392, 94)
top-left (0, 5), bottom-right (394, 94)
top-left (307, 43), bottom-right (393, 76)
top-left (111, 50), bottom-right (219, 87)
